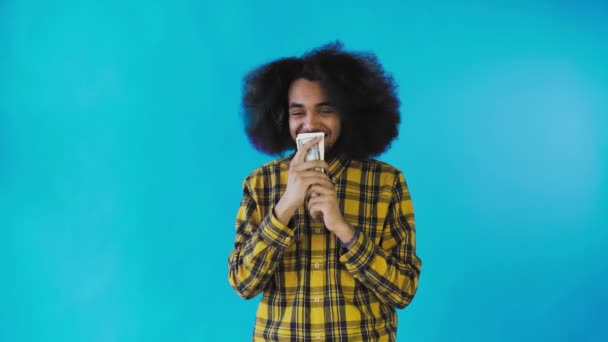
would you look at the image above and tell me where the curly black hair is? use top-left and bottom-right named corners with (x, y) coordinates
top-left (241, 41), bottom-right (400, 159)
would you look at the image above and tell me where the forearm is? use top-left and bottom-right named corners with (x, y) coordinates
top-left (331, 221), bottom-right (357, 248)
top-left (273, 197), bottom-right (298, 226)
top-left (228, 210), bottom-right (295, 299)
top-left (340, 232), bottom-right (421, 308)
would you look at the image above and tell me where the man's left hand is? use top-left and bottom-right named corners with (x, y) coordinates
top-left (307, 180), bottom-right (356, 244)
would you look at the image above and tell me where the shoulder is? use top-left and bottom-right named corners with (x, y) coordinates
top-left (243, 155), bottom-right (292, 185)
top-left (347, 158), bottom-right (411, 193)
top-left (348, 158), bottom-right (403, 177)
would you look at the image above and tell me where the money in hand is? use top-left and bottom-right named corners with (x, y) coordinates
top-left (296, 132), bottom-right (325, 171)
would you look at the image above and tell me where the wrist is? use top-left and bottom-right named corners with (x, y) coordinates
top-left (274, 198), bottom-right (297, 226)
top-left (333, 221), bottom-right (355, 245)
top-left (340, 229), bottom-right (359, 248)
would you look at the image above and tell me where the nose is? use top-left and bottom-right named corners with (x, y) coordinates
top-left (302, 112), bottom-right (320, 130)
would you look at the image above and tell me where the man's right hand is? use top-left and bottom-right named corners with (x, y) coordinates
top-left (273, 137), bottom-right (331, 226)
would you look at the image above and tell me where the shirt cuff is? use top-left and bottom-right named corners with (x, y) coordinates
top-left (339, 231), bottom-right (375, 273)
top-left (258, 209), bottom-right (295, 248)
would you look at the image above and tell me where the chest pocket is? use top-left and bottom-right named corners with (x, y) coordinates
top-left (340, 182), bottom-right (392, 244)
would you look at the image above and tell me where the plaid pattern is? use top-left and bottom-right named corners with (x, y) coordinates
top-left (228, 153), bottom-right (421, 341)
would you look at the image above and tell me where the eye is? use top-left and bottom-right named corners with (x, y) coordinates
top-left (319, 107), bottom-right (335, 115)
top-left (289, 111), bottom-right (304, 116)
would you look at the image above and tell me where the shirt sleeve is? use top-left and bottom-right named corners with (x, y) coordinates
top-left (339, 171), bottom-right (422, 309)
top-left (228, 177), bottom-right (295, 299)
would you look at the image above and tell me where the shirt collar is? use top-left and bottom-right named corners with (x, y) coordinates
top-left (326, 152), bottom-right (349, 181)
top-left (285, 151), bottom-right (350, 181)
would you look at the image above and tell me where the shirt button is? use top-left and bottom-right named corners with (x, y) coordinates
top-left (314, 297), bottom-right (320, 302)
top-left (315, 228), bottom-right (321, 233)
top-left (285, 236), bottom-right (291, 242)
top-left (316, 333), bottom-right (321, 339)
top-left (314, 263), bottom-right (320, 268)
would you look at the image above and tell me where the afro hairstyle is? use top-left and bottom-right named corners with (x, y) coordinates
top-left (241, 41), bottom-right (401, 159)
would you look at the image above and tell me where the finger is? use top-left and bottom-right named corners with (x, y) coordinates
top-left (308, 200), bottom-right (328, 220)
top-left (309, 209), bottom-right (323, 220)
top-left (294, 160), bottom-right (329, 172)
top-left (298, 170), bottom-right (331, 180)
top-left (306, 183), bottom-right (334, 197)
top-left (293, 136), bottom-right (323, 163)
top-left (307, 184), bottom-right (335, 195)
top-left (299, 177), bottom-right (332, 192)
top-left (308, 191), bottom-right (321, 198)
top-left (307, 195), bottom-right (329, 208)
top-left (305, 183), bottom-right (337, 200)
top-left (307, 202), bottom-right (322, 218)
top-left (305, 191), bottom-right (318, 203)
top-left (304, 190), bottom-right (319, 203)
top-left (304, 181), bottom-right (333, 198)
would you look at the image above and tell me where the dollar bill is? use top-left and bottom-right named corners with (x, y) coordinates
top-left (296, 132), bottom-right (325, 171)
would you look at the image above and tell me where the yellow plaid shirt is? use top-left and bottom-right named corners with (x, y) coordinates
top-left (228, 153), bottom-right (421, 341)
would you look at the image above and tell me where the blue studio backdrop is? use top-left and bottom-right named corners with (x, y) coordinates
top-left (1, 1), bottom-right (606, 341)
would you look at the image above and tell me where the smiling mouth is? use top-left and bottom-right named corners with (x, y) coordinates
top-left (299, 130), bottom-right (329, 137)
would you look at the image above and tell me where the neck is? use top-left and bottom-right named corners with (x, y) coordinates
top-left (324, 147), bottom-right (341, 162)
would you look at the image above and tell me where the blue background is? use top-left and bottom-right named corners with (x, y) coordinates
top-left (1, 1), bottom-right (606, 341)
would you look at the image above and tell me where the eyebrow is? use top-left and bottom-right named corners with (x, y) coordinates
top-left (288, 101), bottom-right (334, 108)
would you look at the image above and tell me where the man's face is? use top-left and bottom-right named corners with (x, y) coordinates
top-left (288, 78), bottom-right (341, 151)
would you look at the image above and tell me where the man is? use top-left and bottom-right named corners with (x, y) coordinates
top-left (228, 42), bottom-right (421, 341)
